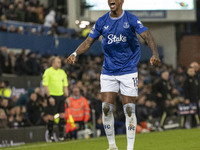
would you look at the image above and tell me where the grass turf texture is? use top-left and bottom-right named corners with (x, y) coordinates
top-left (1, 128), bottom-right (200, 150)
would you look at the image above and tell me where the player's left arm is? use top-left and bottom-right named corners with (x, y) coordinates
top-left (140, 30), bottom-right (161, 66)
top-left (63, 72), bottom-right (69, 97)
top-left (63, 86), bottom-right (69, 97)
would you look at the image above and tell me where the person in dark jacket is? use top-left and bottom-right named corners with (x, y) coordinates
top-left (153, 71), bottom-right (174, 128)
top-left (183, 67), bottom-right (200, 127)
top-left (190, 62), bottom-right (200, 115)
top-left (15, 51), bottom-right (31, 75)
top-left (136, 95), bottom-right (149, 124)
top-left (27, 92), bottom-right (44, 125)
top-left (26, 52), bottom-right (39, 75)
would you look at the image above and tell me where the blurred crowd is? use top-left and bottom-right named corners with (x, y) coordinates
top-left (0, 0), bottom-right (68, 26)
top-left (0, 0), bottom-right (72, 36)
top-left (0, 46), bottom-right (200, 136)
top-left (0, 46), bottom-right (46, 75)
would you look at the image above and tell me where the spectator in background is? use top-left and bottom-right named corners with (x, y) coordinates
top-left (183, 67), bottom-right (200, 127)
top-left (0, 106), bottom-right (8, 128)
top-left (34, 87), bottom-right (47, 120)
top-left (55, 7), bottom-right (68, 28)
top-left (173, 65), bottom-right (185, 95)
top-left (136, 95), bottom-right (150, 125)
top-left (2, 47), bottom-right (12, 74)
top-left (3, 59), bottom-right (12, 74)
top-left (27, 92), bottom-right (45, 126)
top-left (0, 23), bottom-right (7, 32)
top-left (66, 86), bottom-right (90, 139)
top-left (8, 25), bottom-right (16, 33)
top-left (82, 27), bottom-right (91, 38)
top-left (26, 52), bottom-right (39, 75)
top-left (8, 51), bottom-right (16, 73)
top-left (5, 4), bottom-right (16, 20)
top-left (56, 8), bottom-right (64, 26)
top-left (153, 71), bottom-right (174, 129)
top-left (15, 2), bottom-right (25, 21)
top-left (25, 4), bottom-right (32, 22)
top-left (0, 98), bottom-right (9, 128)
top-left (190, 62), bottom-right (200, 95)
top-left (15, 50), bottom-right (31, 75)
top-left (37, 4), bottom-right (44, 24)
top-left (136, 95), bottom-right (151, 133)
top-left (0, 46), bottom-right (12, 74)
top-left (190, 62), bottom-right (200, 117)
top-left (90, 92), bottom-right (105, 136)
top-left (29, 0), bottom-right (39, 7)
top-left (9, 87), bottom-right (35, 127)
top-left (16, 26), bottom-right (24, 34)
top-left (0, 1), bottom-right (6, 18)
top-left (0, 47), bottom-right (4, 75)
top-left (29, 6), bottom-right (38, 23)
top-left (0, 81), bottom-right (12, 99)
top-left (44, 10), bottom-right (56, 27)
top-left (47, 23), bottom-right (59, 36)
top-left (14, 0), bottom-right (23, 7)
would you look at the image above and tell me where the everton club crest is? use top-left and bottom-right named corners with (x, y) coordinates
top-left (123, 22), bottom-right (130, 29)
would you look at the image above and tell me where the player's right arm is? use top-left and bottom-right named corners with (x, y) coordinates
top-left (67, 18), bottom-right (102, 64)
top-left (43, 86), bottom-right (50, 97)
top-left (42, 70), bottom-right (50, 97)
top-left (67, 36), bottom-right (95, 64)
top-left (43, 86), bottom-right (55, 106)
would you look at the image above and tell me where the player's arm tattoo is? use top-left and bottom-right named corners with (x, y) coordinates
top-left (140, 30), bottom-right (159, 56)
top-left (75, 36), bottom-right (95, 55)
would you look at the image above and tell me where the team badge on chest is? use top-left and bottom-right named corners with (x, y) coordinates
top-left (123, 22), bottom-right (130, 29)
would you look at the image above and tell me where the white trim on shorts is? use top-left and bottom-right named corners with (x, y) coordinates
top-left (100, 72), bottom-right (138, 97)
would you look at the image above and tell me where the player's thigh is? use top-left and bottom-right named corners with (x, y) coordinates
top-left (100, 74), bottom-right (119, 93)
top-left (118, 72), bottom-right (138, 97)
top-left (46, 105), bottom-right (56, 115)
top-left (56, 96), bottom-right (65, 115)
top-left (121, 94), bottom-right (137, 105)
top-left (100, 74), bottom-right (119, 104)
top-left (101, 92), bottom-right (117, 104)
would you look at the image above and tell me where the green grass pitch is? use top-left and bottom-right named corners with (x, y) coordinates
top-left (1, 128), bottom-right (200, 150)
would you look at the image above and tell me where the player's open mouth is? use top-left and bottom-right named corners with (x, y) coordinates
top-left (110, 2), bottom-right (116, 9)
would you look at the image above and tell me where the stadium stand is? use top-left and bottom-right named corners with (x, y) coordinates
top-left (0, 0), bottom-right (200, 147)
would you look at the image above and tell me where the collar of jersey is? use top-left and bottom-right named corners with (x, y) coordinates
top-left (109, 10), bottom-right (124, 20)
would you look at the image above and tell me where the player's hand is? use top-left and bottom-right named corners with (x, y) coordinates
top-left (67, 54), bottom-right (76, 64)
top-left (49, 97), bottom-right (55, 106)
top-left (150, 55), bottom-right (160, 66)
top-left (65, 96), bottom-right (70, 105)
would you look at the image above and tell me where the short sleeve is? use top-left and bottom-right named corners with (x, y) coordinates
top-left (89, 18), bottom-right (102, 40)
top-left (4, 89), bottom-right (11, 98)
top-left (42, 70), bottom-right (49, 86)
top-left (63, 72), bottom-right (68, 87)
top-left (131, 15), bottom-right (148, 34)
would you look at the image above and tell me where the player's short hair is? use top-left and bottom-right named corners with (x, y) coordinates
top-left (49, 56), bottom-right (56, 65)
top-left (49, 56), bottom-right (60, 65)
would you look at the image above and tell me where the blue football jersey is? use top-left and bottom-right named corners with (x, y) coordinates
top-left (89, 11), bottom-right (148, 75)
